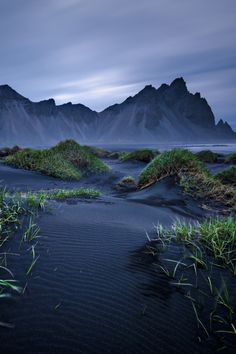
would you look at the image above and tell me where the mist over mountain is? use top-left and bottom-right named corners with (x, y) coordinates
top-left (0, 78), bottom-right (235, 147)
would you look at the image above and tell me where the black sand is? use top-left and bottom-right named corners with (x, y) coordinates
top-left (0, 157), bottom-right (235, 353)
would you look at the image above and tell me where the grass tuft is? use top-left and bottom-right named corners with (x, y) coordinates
top-left (139, 149), bottom-right (207, 187)
top-left (121, 149), bottom-right (159, 163)
top-left (225, 153), bottom-right (236, 164)
top-left (215, 166), bottom-right (236, 187)
top-left (6, 139), bottom-right (109, 180)
top-left (195, 150), bottom-right (218, 163)
top-left (138, 149), bottom-right (236, 208)
top-left (119, 176), bottom-right (135, 184)
top-left (41, 188), bottom-right (101, 200)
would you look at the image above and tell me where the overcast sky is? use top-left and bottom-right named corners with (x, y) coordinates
top-left (0, 0), bottom-right (235, 127)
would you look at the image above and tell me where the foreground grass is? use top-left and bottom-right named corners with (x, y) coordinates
top-left (0, 188), bottom-right (44, 299)
top-left (139, 149), bottom-right (236, 208)
top-left (156, 217), bottom-right (236, 269)
top-left (6, 140), bottom-right (109, 180)
top-left (0, 185), bottom-right (101, 301)
top-left (144, 217), bottom-right (236, 348)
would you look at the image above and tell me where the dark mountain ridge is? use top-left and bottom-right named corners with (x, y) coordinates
top-left (0, 78), bottom-right (235, 146)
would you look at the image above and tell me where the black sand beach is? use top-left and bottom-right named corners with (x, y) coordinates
top-left (0, 154), bottom-right (235, 353)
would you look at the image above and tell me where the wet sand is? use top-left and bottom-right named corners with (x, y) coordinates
top-left (0, 158), bottom-right (235, 353)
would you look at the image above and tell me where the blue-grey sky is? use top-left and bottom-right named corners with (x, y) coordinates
top-left (0, 0), bottom-right (235, 127)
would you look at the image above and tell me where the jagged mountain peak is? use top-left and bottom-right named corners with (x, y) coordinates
top-left (134, 84), bottom-right (157, 98)
top-left (0, 84), bottom-right (29, 101)
top-left (170, 77), bottom-right (186, 87)
top-left (216, 119), bottom-right (233, 133)
top-left (169, 77), bottom-right (188, 95)
top-left (0, 77), bottom-right (235, 146)
top-left (37, 98), bottom-right (56, 105)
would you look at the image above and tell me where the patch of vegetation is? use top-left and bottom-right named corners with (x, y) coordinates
top-left (142, 217), bottom-right (236, 349)
top-left (6, 140), bottom-right (109, 180)
top-left (195, 150), bottom-right (218, 163)
top-left (84, 146), bottom-right (110, 158)
top-left (155, 217), bottom-right (236, 269)
top-left (121, 149), bottom-right (159, 163)
top-left (119, 176), bottom-right (135, 184)
top-left (179, 172), bottom-right (236, 207)
top-left (0, 145), bottom-right (21, 159)
top-left (109, 151), bottom-right (127, 159)
top-left (139, 149), bottom-right (236, 208)
top-left (225, 153), bottom-right (236, 164)
top-left (0, 187), bottom-right (44, 300)
top-left (139, 149), bottom-right (207, 187)
top-left (27, 188), bottom-right (101, 201)
top-left (198, 217), bottom-right (236, 266)
top-left (215, 166), bottom-right (236, 187)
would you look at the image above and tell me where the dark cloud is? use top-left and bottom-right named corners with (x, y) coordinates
top-left (0, 0), bottom-right (235, 127)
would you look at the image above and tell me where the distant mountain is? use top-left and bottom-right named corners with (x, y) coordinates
top-left (0, 78), bottom-right (235, 146)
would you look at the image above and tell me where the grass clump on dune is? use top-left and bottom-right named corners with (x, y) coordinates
top-left (121, 149), bottom-right (159, 163)
top-left (109, 151), bottom-right (127, 159)
top-left (139, 149), bottom-right (206, 187)
top-left (120, 176), bottom-right (135, 184)
top-left (225, 153), bottom-right (236, 164)
top-left (0, 145), bottom-right (21, 159)
top-left (139, 149), bottom-right (236, 207)
top-left (195, 150), bottom-right (218, 163)
top-left (179, 172), bottom-right (236, 207)
top-left (215, 166), bottom-right (236, 187)
top-left (84, 146), bottom-right (110, 158)
top-left (6, 140), bottom-right (109, 180)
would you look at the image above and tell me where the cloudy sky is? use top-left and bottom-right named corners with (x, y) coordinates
top-left (0, 0), bottom-right (235, 127)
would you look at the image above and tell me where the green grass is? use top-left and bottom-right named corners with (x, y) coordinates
top-left (138, 149), bottom-right (236, 208)
top-left (84, 146), bottom-right (110, 158)
top-left (179, 172), bottom-right (236, 207)
top-left (35, 188), bottom-right (101, 200)
top-left (197, 217), bottom-right (236, 265)
top-left (156, 217), bottom-right (236, 268)
top-left (0, 145), bottom-right (21, 159)
top-left (215, 166), bottom-right (236, 187)
top-left (0, 185), bottom-right (101, 298)
top-left (225, 153), bottom-right (236, 164)
top-left (121, 149), bottom-right (159, 163)
top-left (146, 217), bottom-right (236, 346)
top-left (0, 188), bottom-right (24, 237)
top-left (195, 150), bottom-right (218, 163)
top-left (139, 149), bottom-right (207, 187)
top-left (0, 187), bottom-right (45, 297)
top-left (21, 188), bottom-right (101, 209)
top-left (6, 140), bottom-right (109, 180)
top-left (119, 176), bottom-right (135, 184)
top-left (109, 151), bottom-right (127, 159)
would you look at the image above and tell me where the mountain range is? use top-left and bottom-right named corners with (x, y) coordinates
top-left (0, 77), bottom-right (235, 146)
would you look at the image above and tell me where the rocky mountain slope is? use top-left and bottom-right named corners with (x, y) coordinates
top-left (0, 78), bottom-right (235, 146)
